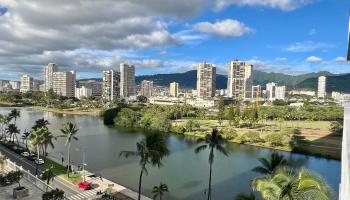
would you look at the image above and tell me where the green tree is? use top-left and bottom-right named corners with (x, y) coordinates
top-left (234, 192), bottom-right (256, 200)
top-left (195, 129), bottom-right (229, 200)
top-left (42, 188), bottom-right (65, 200)
top-left (217, 96), bottom-right (225, 125)
top-left (41, 166), bottom-right (55, 190)
top-left (58, 122), bottom-right (79, 178)
top-left (152, 182), bottom-right (169, 200)
top-left (185, 119), bottom-right (200, 132)
top-left (21, 130), bottom-right (31, 149)
top-left (9, 109), bottom-right (20, 125)
top-left (32, 118), bottom-right (50, 131)
top-left (252, 168), bottom-right (333, 200)
top-left (119, 133), bottom-right (169, 200)
top-left (6, 123), bottom-right (20, 143)
top-left (252, 152), bottom-right (287, 175)
top-left (330, 120), bottom-right (343, 135)
top-left (226, 105), bottom-right (241, 127)
top-left (7, 170), bottom-right (23, 188)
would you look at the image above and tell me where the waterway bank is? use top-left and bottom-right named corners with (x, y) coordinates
top-left (32, 106), bottom-right (101, 116)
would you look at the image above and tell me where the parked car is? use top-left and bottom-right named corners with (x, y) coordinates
top-left (35, 159), bottom-right (45, 165)
top-left (28, 154), bottom-right (37, 161)
top-left (21, 152), bottom-right (30, 157)
top-left (14, 147), bottom-right (26, 154)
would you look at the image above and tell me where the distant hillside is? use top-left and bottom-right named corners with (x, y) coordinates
top-left (80, 70), bottom-right (350, 93)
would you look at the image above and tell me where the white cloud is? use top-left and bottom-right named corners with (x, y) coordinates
top-left (286, 41), bottom-right (334, 52)
top-left (305, 56), bottom-right (322, 63)
top-left (214, 0), bottom-right (313, 11)
top-left (194, 19), bottom-right (251, 37)
top-left (334, 56), bottom-right (347, 63)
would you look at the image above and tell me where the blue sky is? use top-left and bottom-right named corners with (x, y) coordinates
top-left (0, 0), bottom-right (349, 80)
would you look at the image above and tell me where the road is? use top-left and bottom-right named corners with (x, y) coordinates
top-left (0, 144), bottom-right (81, 197)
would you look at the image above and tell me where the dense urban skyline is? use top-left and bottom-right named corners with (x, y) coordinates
top-left (0, 0), bottom-right (349, 81)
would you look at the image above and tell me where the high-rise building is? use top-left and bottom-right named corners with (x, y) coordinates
top-left (275, 86), bottom-right (286, 100)
top-left (44, 63), bottom-right (59, 91)
top-left (120, 63), bottom-right (136, 97)
top-left (0, 80), bottom-right (9, 92)
top-left (102, 70), bottom-right (120, 101)
top-left (170, 81), bottom-right (179, 97)
top-left (227, 60), bottom-right (253, 100)
top-left (20, 75), bottom-right (34, 93)
top-left (77, 80), bottom-right (103, 98)
top-left (75, 86), bottom-right (93, 99)
top-left (196, 62), bottom-right (216, 98)
top-left (266, 82), bottom-right (277, 101)
top-left (52, 71), bottom-right (76, 97)
top-left (141, 80), bottom-right (154, 98)
top-left (318, 76), bottom-right (327, 98)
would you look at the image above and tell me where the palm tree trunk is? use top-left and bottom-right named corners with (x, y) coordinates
top-left (138, 166), bottom-right (144, 200)
top-left (67, 142), bottom-right (71, 178)
top-left (208, 148), bottom-right (214, 200)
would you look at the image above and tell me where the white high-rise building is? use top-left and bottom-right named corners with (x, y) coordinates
top-left (197, 62), bottom-right (216, 98)
top-left (266, 82), bottom-right (277, 101)
top-left (52, 71), bottom-right (76, 97)
top-left (318, 76), bottom-right (327, 98)
top-left (102, 70), bottom-right (120, 101)
top-left (120, 63), bottom-right (136, 97)
top-left (20, 75), bottom-right (34, 93)
top-left (141, 80), bottom-right (154, 98)
top-left (170, 82), bottom-right (179, 97)
top-left (227, 60), bottom-right (253, 100)
top-left (275, 86), bottom-right (286, 100)
top-left (75, 86), bottom-right (93, 99)
top-left (44, 63), bottom-right (59, 91)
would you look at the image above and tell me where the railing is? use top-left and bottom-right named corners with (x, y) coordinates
top-left (339, 106), bottom-right (350, 200)
top-left (5, 159), bottom-right (71, 200)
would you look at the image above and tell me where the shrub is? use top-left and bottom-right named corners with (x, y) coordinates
top-left (101, 107), bottom-right (120, 125)
top-left (171, 125), bottom-right (186, 134)
top-left (235, 134), bottom-right (248, 144)
top-left (42, 189), bottom-right (65, 200)
top-left (244, 131), bottom-right (261, 143)
top-left (185, 120), bottom-right (200, 132)
top-left (221, 128), bottom-right (237, 140)
top-left (264, 133), bottom-right (283, 146)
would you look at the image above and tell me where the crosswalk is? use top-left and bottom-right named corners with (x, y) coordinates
top-left (68, 189), bottom-right (98, 200)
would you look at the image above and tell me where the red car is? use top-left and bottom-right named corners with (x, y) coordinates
top-left (77, 181), bottom-right (91, 190)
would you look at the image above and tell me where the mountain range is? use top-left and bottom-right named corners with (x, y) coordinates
top-left (79, 70), bottom-right (350, 93)
top-left (135, 70), bottom-right (350, 93)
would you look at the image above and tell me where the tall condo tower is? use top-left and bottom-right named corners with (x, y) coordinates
top-left (20, 75), bottom-right (33, 93)
top-left (141, 80), bottom-right (154, 98)
top-left (227, 60), bottom-right (253, 100)
top-left (317, 76), bottom-right (327, 98)
top-left (102, 69), bottom-right (120, 101)
top-left (44, 63), bottom-right (59, 91)
top-left (197, 62), bottom-right (216, 98)
top-left (52, 71), bottom-right (76, 97)
top-left (120, 63), bottom-right (136, 97)
top-left (170, 81), bottom-right (179, 97)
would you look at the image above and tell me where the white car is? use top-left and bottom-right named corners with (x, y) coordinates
top-left (21, 152), bottom-right (30, 157)
top-left (35, 159), bottom-right (45, 165)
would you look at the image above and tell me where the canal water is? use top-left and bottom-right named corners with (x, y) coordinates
top-left (0, 107), bottom-right (341, 200)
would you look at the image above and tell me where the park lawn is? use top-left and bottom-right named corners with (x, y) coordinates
top-left (32, 106), bottom-right (100, 116)
top-left (45, 158), bottom-right (82, 184)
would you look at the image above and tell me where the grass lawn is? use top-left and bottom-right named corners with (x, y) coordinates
top-left (45, 158), bottom-right (82, 184)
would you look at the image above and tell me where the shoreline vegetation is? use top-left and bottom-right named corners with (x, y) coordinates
top-left (27, 104), bottom-right (341, 160)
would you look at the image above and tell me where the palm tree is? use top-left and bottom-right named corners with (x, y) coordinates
top-left (41, 166), bottom-right (55, 191)
top-left (152, 182), bottom-right (169, 200)
top-left (32, 118), bottom-right (50, 131)
top-left (252, 167), bottom-right (333, 200)
top-left (234, 192), bottom-right (256, 200)
top-left (42, 129), bottom-right (55, 158)
top-left (28, 127), bottom-right (46, 175)
top-left (195, 128), bottom-right (229, 200)
top-left (252, 152), bottom-right (287, 175)
top-left (120, 133), bottom-right (169, 200)
top-left (9, 109), bottom-right (20, 124)
top-left (21, 130), bottom-right (31, 149)
top-left (58, 122), bottom-right (78, 178)
top-left (6, 123), bottom-right (20, 143)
